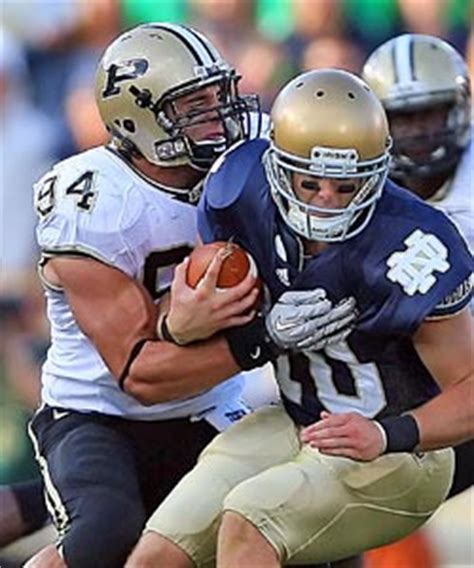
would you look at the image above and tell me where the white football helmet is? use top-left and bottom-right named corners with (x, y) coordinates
top-left (362, 34), bottom-right (471, 180)
top-left (95, 23), bottom-right (260, 170)
top-left (265, 69), bottom-right (392, 242)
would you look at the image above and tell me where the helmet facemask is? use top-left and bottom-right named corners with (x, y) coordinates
top-left (265, 142), bottom-right (390, 242)
top-left (124, 68), bottom-right (259, 170)
top-left (387, 93), bottom-right (470, 181)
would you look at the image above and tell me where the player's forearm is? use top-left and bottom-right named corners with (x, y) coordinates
top-left (124, 336), bottom-right (240, 405)
top-left (411, 374), bottom-right (474, 451)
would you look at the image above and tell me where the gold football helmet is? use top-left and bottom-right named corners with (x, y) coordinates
top-left (265, 69), bottom-right (391, 242)
top-left (362, 34), bottom-right (471, 180)
top-left (95, 23), bottom-right (259, 169)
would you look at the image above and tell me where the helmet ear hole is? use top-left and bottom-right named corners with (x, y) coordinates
top-left (123, 120), bottom-right (136, 133)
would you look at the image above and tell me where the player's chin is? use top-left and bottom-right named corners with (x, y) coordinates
top-left (309, 211), bottom-right (338, 220)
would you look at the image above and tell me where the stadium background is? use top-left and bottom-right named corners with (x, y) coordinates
top-left (0, 0), bottom-right (472, 566)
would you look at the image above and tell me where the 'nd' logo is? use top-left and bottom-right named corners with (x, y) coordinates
top-left (386, 230), bottom-right (450, 296)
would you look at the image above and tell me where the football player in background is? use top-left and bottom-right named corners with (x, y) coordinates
top-left (362, 33), bottom-right (473, 568)
top-left (362, 33), bottom-right (472, 253)
top-left (126, 69), bottom-right (473, 567)
top-left (22, 23), bottom-right (307, 568)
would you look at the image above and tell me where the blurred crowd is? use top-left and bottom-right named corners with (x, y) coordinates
top-left (0, 0), bottom-right (472, 528)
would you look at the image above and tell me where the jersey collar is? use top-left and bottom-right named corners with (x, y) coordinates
top-left (105, 145), bottom-right (203, 205)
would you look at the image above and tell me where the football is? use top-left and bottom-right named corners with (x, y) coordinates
top-left (187, 241), bottom-right (259, 289)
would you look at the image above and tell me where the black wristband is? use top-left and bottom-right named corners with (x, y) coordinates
top-left (223, 315), bottom-right (282, 370)
top-left (378, 414), bottom-right (420, 453)
top-left (118, 338), bottom-right (150, 391)
top-left (160, 315), bottom-right (178, 344)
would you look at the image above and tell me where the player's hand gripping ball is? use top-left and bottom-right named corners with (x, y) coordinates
top-left (187, 241), bottom-right (260, 290)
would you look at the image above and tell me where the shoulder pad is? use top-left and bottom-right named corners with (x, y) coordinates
top-left (35, 148), bottom-right (146, 274)
top-left (205, 139), bottom-right (269, 210)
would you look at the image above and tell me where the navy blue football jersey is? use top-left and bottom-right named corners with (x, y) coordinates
top-left (199, 139), bottom-right (473, 425)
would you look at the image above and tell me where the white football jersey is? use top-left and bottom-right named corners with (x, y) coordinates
top-left (35, 146), bottom-right (246, 420)
top-left (430, 130), bottom-right (473, 252)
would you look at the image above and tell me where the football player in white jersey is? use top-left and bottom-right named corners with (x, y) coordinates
top-left (25, 22), bottom-right (348, 568)
top-left (24, 23), bottom-right (268, 568)
top-left (361, 33), bottom-right (473, 568)
top-left (362, 34), bottom-right (472, 252)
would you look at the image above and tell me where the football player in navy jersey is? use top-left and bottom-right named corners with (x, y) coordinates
top-left (126, 69), bottom-right (473, 568)
top-left (363, 34), bottom-right (473, 501)
top-left (361, 33), bottom-right (473, 568)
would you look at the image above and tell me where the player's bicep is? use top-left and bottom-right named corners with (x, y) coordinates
top-left (413, 307), bottom-right (473, 390)
top-left (48, 256), bottom-right (157, 379)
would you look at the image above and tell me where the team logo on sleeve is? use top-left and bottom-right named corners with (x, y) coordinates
top-left (386, 229), bottom-right (450, 295)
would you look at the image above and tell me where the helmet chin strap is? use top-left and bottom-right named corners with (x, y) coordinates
top-left (187, 115), bottom-right (242, 169)
top-left (187, 136), bottom-right (228, 170)
top-left (153, 112), bottom-right (243, 170)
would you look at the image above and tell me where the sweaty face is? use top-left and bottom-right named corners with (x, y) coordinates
top-left (292, 173), bottom-right (362, 216)
top-left (167, 84), bottom-right (227, 143)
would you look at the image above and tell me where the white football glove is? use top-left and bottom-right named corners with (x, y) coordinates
top-left (265, 289), bottom-right (357, 351)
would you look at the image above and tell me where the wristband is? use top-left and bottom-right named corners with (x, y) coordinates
top-left (158, 315), bottom-right (189, 346)
top-left (377, 414), bottom-right (420, 453)
top-left (159, 315), bottom-right (179, 344)
top-left (372, 420), bottom-right (388, 454)
top-left (118, 338), bottom-right (150, 391)
top-left (224, 315), bottom-right (282, 370)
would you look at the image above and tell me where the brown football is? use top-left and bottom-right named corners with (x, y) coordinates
top-left (187, 241), bottom-right (259, 289)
